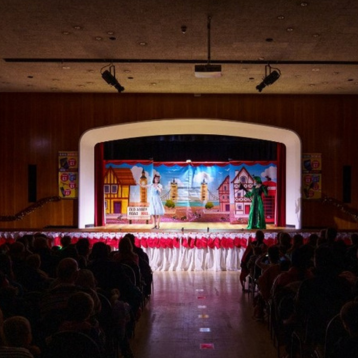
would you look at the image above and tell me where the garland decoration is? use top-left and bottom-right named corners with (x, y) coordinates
top-left (321, 195), bottom-right (358, 222)
top-left (0, 196), bottom-right (61, 222)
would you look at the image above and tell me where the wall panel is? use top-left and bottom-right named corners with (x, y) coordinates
top-left (0, 93), bottom-right (357, 229)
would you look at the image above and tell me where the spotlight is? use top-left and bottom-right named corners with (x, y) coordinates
top-left (256, 64), bottom-right (281, 92)
top-left (101, 64), bottom-right (125, 92)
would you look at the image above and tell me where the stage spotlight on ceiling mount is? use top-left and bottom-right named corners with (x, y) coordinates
top-left (256, 64), bottom-right (281, 92)
top-left (101, 63), bottom-right (125, 93)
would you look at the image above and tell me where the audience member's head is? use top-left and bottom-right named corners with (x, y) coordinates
top-left (90, 242), bottom-right (109, 260)
top-left (60, 235), bottom-right (72, 248)
top-left (326, 227), bottom-right (338, 244)
top-left (118, 236), bottom-right (134, 254)
top-left (66, 292), bottom-right (94, 322)
top-left (308, 233), bottom-right (319, 248)
top-left (350, 233), bottom-right (358, 246)
top-left (292, 234), bottom-right (304, 249)
top-left (25, 254), bottom-right (41, 270)
top-left (279, 232), bottom-right (292, 253)
top-left (75, 238), bottom-right (90, 257)
top-left (75, 269), bottom-right (97, 290)
top-left (255, 230), bottom-right (265, 244)
top-left (340, 300), bottom-right (358, 336)
top-left (2, 316), bottom-right (32, 348)
top-left (56, 258), bottom-right (79, 282)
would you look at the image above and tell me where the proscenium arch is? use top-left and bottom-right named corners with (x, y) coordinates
top-left (79, 119), bottom-right (302, 229)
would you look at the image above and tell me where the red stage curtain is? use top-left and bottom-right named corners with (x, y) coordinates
top-left (95, 143), bottom-right (105, 226)
top-left (276, 143), bottom-right (286, 227)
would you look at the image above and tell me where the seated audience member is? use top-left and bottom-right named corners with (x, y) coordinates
top-left (271, 245), bottom-right (313, 299)
top-left (253, 245), bottom-right (282, 320)
top-left (125, 234), bottom-right (153, 297)
top-left (277, 232), bottom-right (292, 260)
top-left (330, 300), bottom-right (358, 358)
top-left (239, 230), bottom-right (267, 291)
top-left (295, 246), bottom-right (353, 346)
top-left (75, 238), bottom-right (91, 269)
top-left (32, 234), bottom-right (59, 278)
top-left (40, 258), bottom-right (101, 336)
top-left (58, 235), bottom-right (79, 261)
top-left (1, 315), bottom-right (40, 357)
top-left (346, 233), bottom-right (358, 274)
top-left (285, 234), bottom-right (304, 261)
top-left (57, 292), bottom-right (105, 354)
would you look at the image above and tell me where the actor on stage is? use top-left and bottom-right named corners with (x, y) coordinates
top-left (141, 174), bottom-right (165, 229)
top-left (240, 176), bottom-right (268, 229)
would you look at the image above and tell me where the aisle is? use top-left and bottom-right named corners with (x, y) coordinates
top-left (131, 271), bottom-right (277, 358)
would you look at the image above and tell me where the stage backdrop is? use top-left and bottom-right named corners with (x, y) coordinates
top-left (103, 160), bottom-right (277, 225)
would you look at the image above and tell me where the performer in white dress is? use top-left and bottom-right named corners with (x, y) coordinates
top-left (142, 174), bottom-right (165, 229)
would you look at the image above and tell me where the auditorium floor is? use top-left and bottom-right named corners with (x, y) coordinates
top-left (131, 271), bottom-right (277, 358)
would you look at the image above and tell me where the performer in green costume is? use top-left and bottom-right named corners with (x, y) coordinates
top-left (240, 176), bottom-right (268, 229)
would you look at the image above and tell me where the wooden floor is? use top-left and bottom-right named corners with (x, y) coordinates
top-left (131, 271), bottom-right (278, 358)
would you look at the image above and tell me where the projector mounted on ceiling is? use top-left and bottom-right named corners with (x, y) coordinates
top-left (195, 64), bottom-right (222, 78)
top-left (195, 16), bottom-right (222, 78)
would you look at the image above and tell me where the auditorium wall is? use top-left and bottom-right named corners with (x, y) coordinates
top-left (0, 93), bottom-right (357, 230)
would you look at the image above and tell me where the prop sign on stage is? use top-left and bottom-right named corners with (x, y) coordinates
top-left (104, 160), bottom-right (277, 225)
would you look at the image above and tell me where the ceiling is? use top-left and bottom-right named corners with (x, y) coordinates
top-left (1, 0), bottom-right (358, 95)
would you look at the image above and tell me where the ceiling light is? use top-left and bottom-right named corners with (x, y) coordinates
top-left (139, 42), bottom-right (147, 46)
top-left (95, 36), bottom-right (103, 41)
top-left (62, 31), bottom-right (71, 35)
top-left (107, 31), bottom-right (115, 35)
top-left (73, 26), bottom-right (82, 30)
top-left (277, 15), bottom-right (285, 20)
top-left (286, 27), bottom-right (294, 32)
top-left (100, 64), bottom-right (125, 93)
top-left (256, 64), bottom-right (281, 93)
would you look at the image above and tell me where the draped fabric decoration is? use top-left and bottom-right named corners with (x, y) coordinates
top-left (1, 231), bottom-right (355, 271)
top-left (95, 143), bottom-right (105, 226)
top-left (275, 143), bottom-right (286, 227)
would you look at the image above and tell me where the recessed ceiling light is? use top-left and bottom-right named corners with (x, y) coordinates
top-left (312, 68), bottom-right (320, 72)
top-left (151, 82), bottom-right (157, 86)
top-left (123, 70), bottom-right (131, 73)
top-left (300, 2), bottom-right (309, 6)
top-left (73, 26), bottom-right (82, 30)
top-left (107, 31), bottom-right (115, 35)
top-left (95, 36), bottom-right (103, 41)
top-left (62, 66), bottom-right (71, 70)
top-left (139, 42), bottom-right (147, 46)
top-left (62, 31), bottom-right (71, 35)
top-left (277, 15), bottom-right (285, 20)
top-left (313, 33), bottom-right (320, 38)
top-left (286, 27), bottom-right (294, 32)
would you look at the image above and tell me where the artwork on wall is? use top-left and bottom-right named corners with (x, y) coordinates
top-left (58, 151), bottom-right (78, 199)
top-left (302, 153), bottom-right (322, 199)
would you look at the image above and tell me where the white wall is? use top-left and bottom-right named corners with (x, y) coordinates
top-left (79, 119), bottom-right (302, 229)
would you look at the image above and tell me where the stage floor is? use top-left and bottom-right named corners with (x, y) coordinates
top-left (96, 222), bottom-right (287, 233)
